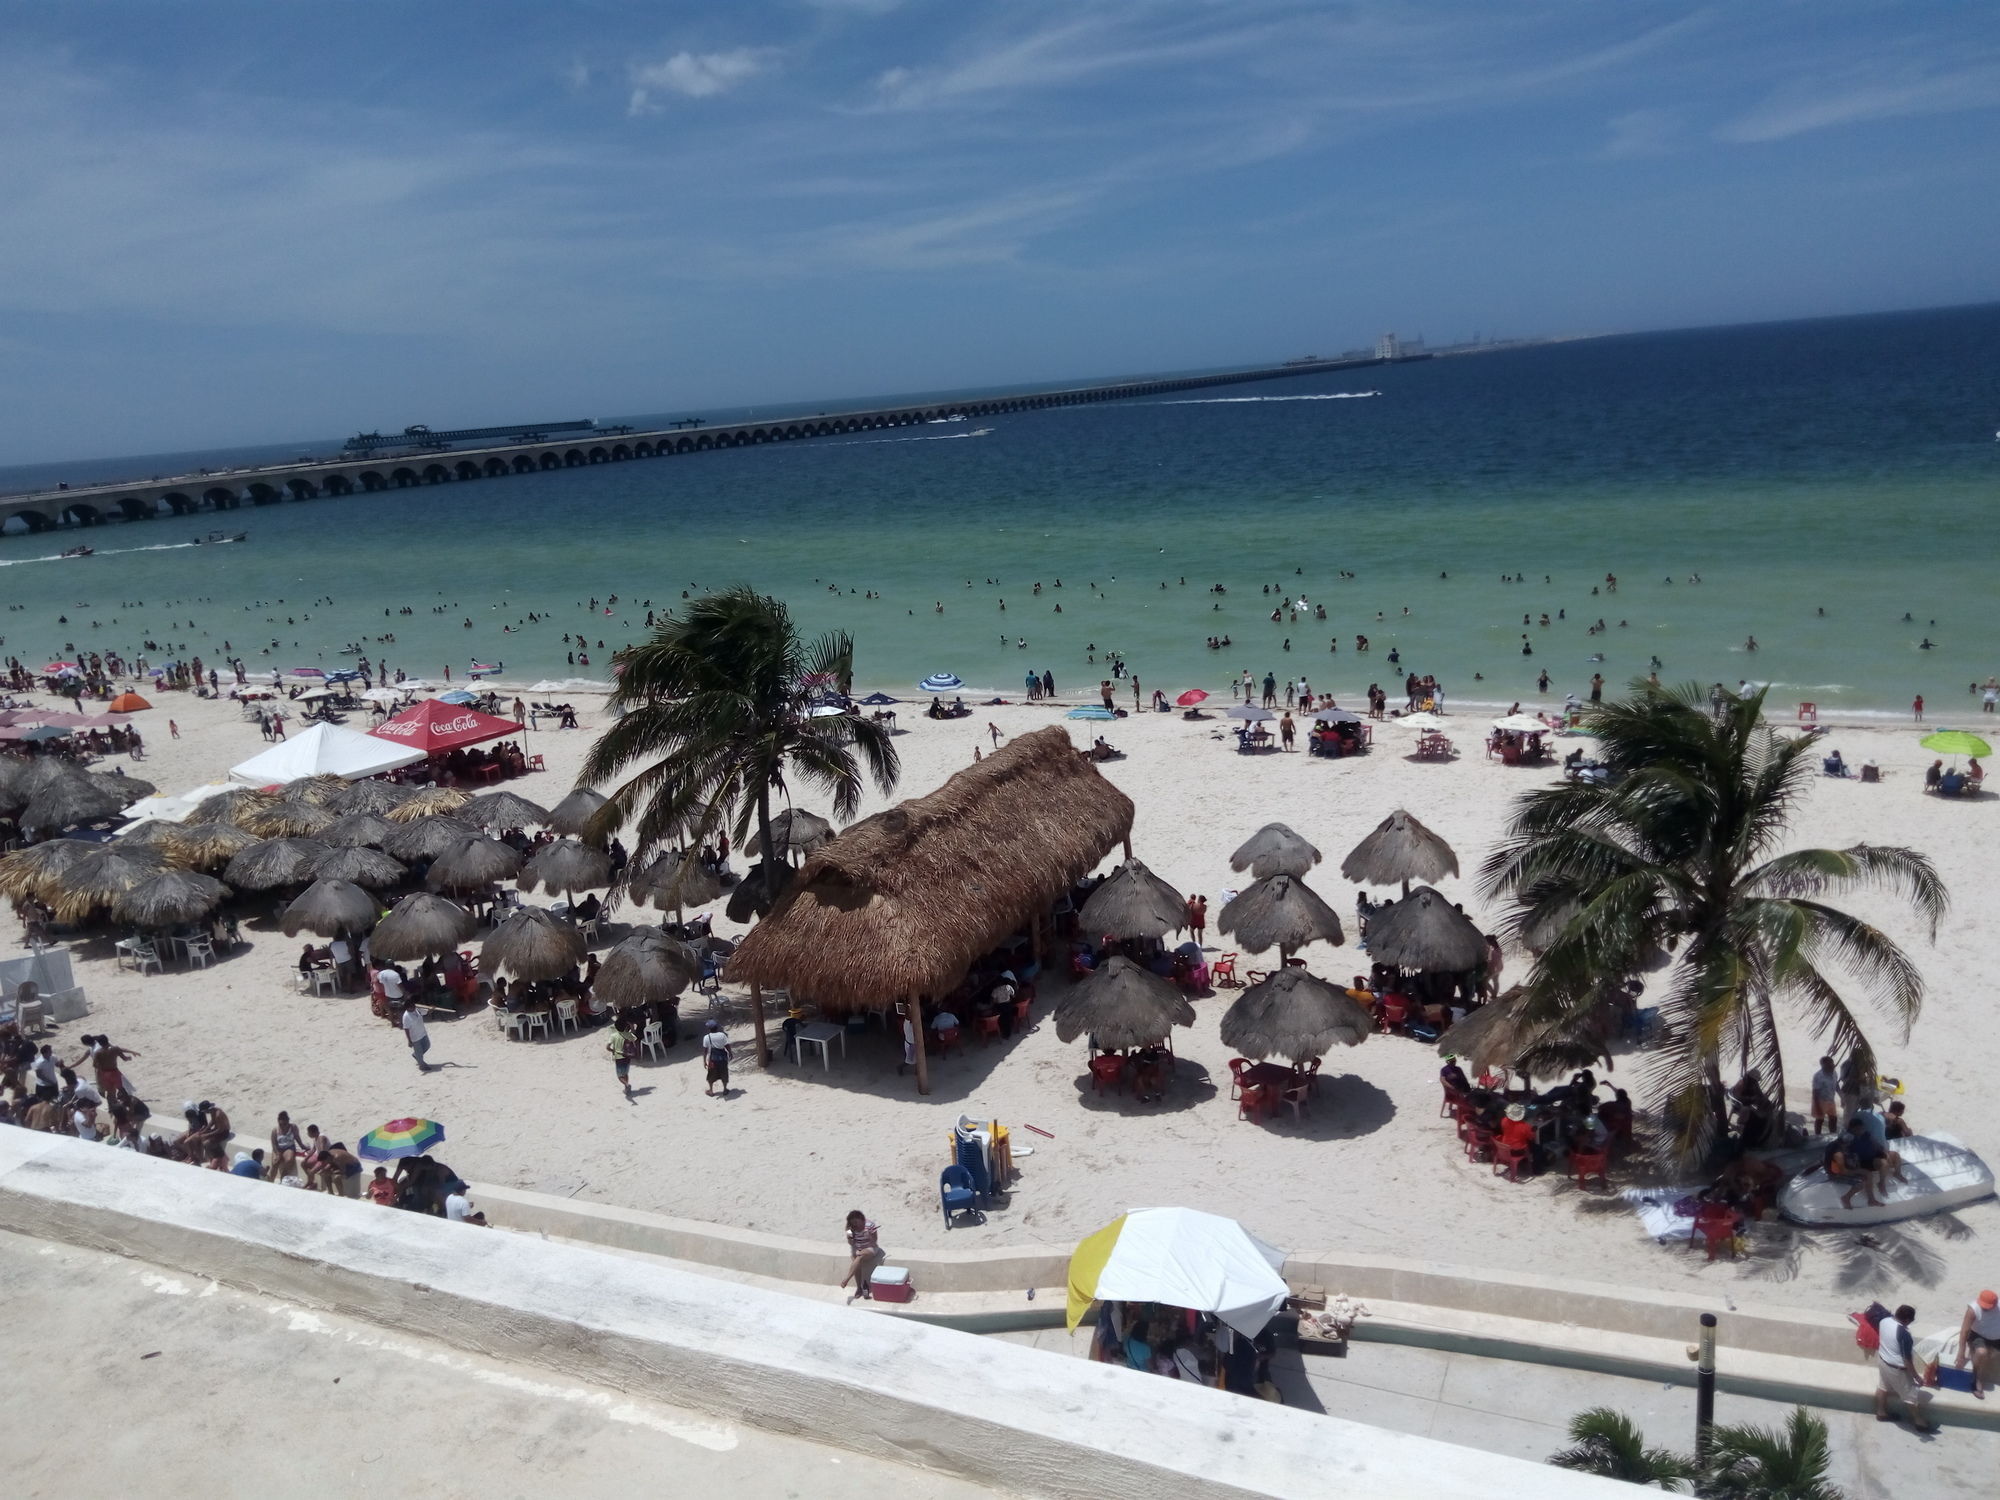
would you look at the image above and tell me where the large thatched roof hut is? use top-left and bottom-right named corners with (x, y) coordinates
top-left (726, 726), bottom-right (1134, 1091)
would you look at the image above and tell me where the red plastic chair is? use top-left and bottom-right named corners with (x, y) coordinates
top-left (1376, 995), bottom-right (1409, 1033)
top-left (527, 753), bottom-right (546, 771)
top-left (1237, 1083), bottom-right (1276, 1123)
top-left (974, 1013), bottom-right (1002, 1046)
top-left (1089, 1054), bottom-right (1126, 1095)
top-left (1211, 953), bottom-right (1240, 988)
top-left (1464, 1125), bottom-right (1496, 1164)
top-left (1797, 702), bottom-right (1817, 723)
top-left (1440, 1084), bottom-right (1469, 1120)
top-left (1302, 1056), bottom-right (1322, 1095)
top-left (934, 1025), bottom-right (962, 1059)
top-left (1568, 1148), bottom-right (1610, 1191)
top-left (1689, 1206), bottom-right (1739, 1260)
top-left (1011, 997), bottom-right (1032, 1030)
top-left (1492, 1141), bottom-right (1534, 1182)
top-left (1227, 1057), bottom-right (1252, 1101)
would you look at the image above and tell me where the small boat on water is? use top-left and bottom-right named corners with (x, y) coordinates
top-left (195, 530), bottom-right (248, 544)
top-left (59, 545), bottom-right (93, 558)
top-left (1779, 1132), bottom-right (1994, 1227)
top-left (926, 414), bottom-right (967, 424)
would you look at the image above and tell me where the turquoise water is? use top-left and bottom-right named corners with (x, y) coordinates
top-left (3, 305), bottom-right (1996, 717)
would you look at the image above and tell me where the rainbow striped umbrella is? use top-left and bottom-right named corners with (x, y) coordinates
top-left (357, 1117), bottom-right (445, 1160)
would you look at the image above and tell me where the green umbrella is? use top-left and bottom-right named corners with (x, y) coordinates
top-left (1919, 730), bottom-right (1990, 759)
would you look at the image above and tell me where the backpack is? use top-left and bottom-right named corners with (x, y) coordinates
top-left (1851, 1301), bottom-right (1890, 1354)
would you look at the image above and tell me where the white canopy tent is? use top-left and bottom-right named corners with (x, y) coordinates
top-left (228, 724), bottom-right (425, 787)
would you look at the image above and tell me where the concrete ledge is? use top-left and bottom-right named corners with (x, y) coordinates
top-left (0, 1134), bottom-right (1625, 1500)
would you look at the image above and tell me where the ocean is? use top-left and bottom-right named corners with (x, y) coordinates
top-left (3, 303), bottom-right (1996, 719)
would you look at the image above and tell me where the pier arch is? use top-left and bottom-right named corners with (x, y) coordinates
top-left (357, 472), bottom-right (387, 492)
top-left (634, 441), bottom-right (655, 457)
top-left (482, 458), bottom-right (509, 477)
top-left (116, 496), bottom-right (155, 520)
top-left (1, 509), bottom-right (54, 534)
top-left (538, 452), bottom-right (562, 471)
top-left (61, 502), bottom-right (104, 526)
top-left (287, 479), bottom-right (318, 500)
top-left (247, 482), bottom-right (282, 505)
top-left (587, 447), bottom-right (608, 463)
top-left (202, 487), bottom-right (239, 509)
top-left (562, 450), bottom-right (586, 467)
top-left (422, 464), bottom-right (450, 484)
top-left (390, 468), bottom-right (419, 488)
top-left (512, 456), bottom-right (538, 474)
top-left (612, 444), bottom-right (632, 460)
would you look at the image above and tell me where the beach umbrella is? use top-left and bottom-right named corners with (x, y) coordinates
top-left (1228, 823), bottom-right (1321, 879)
top-left (1492, 713), bottom-right (1550, 734)
top-left (384, 785), bottom-right (472, 823)
top-left (1365, 886), bottom-right (1486, 973)
top-left (725, 859), bottom-right (793, 923)
top-left (1217, 874), bottom-right (1345, 959)
top-left (546, 787), bottom-right (608, 838)
top-left (287, 773), bottom-right (352, 807)
top-left (1077, 860), bottom-right (1187, 940)
top-left (368, 892), bottom-right (477, 963)
top-left (330, 778), bottom-right (414, 815)
top-left (1919, 730), bottom-right (1990, 759)
top-left (858, 692), bottom-right (900, 706)
top-left (519, 838), bottom-right (613, 896)
top-left (1175, 689), bottom-right (1210, 707)
top-left (1065, 1207), bottom-right (1287, 1339)
top-left (744, 808), bottom-right (833, 861)
top-left (1066, 707), bottom-right (1118, 721)
top-left (437, 690), bottom-right (478, 705)
top-left (1220, 968), bottom-right (1372, 1064)
top-left (112, 869), bottom-right (230, 929)
top-left (311, 845), bottom-right (407, 889)
top-left (288, 667), bottom-right (326, 680)
top-left (1224, 704), bottom-right (1274, 722)
top-left (1437, 986), bottom-right (1606, 1078)
top-left (47, 844), bottom-right (170, 923)
top-left (319, 811), bottom-right (395, 849)
top-left (115, 819), bottom-right (185, 850)
top-left (426, 835), bottom-right (523, 891)
top-left (0, 838), bottom-right (104, 902)
top-left (1340, 809), bottom-right (1459, 895)
top-left (919, 672), bottom-right (964, 692)
top-left (1316, 709), bottom-right (1365, 727)
top-left (383, 814), bottom-right (478, 863)
top-left (20, 779), bottom-right (128, 834)
top-left (161, 821), bottom-right (259, 871)
top-left (188, 787), bottom-right (279, 828)
top-left (461, 790), bottom-right (551, 832)
top-left (87, 771), bottom-right (155, 804)
top-left (224, 837), bottom-right (331, 890)
top-left (1396, 712), bottom-right (1447, 731)
top-left (21, 726), bottom-right (77, 745)
top-left (593, 932), bottom-right (699, 1008)
top-left (356, 1117), bottom-right (444, 1162)
top-left (1053, 956), bottom-right (1196, 1050)
top-left (242, 797), bottom-right (336, 838)
top-left (360, 687), bottom-right (406, 709)
top-left (107, 693), bottom-right (151, 713)
top-left (481, 905), bottom-right (588, 981)
top-left (280, 878), bottom-right (380, 938)
top-left (625, 850), bottom-right (722, 913)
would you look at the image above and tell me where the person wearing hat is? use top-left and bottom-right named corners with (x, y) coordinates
top-left (1957, 1290), bottom-right (2000, 1398)
top-left (700, 1020), bottom-right (731, 1097)
top-left (1497, 1102), bottom-right (1540, 1171)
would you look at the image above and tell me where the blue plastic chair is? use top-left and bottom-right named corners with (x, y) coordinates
top-left (954, 1135), bottom-right (991, 1204)
top-left (940, 1165), bottom-right (980, 1228)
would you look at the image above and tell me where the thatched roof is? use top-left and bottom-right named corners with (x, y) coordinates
top-left (318, 811), bottom-right (395, 849)
top-left (724, 860), bottom-right (792, 923)
top-left (188, 787), bottom-right (278, 828)
top-left (113, 869), bottom-right (230, 928)
top-left (426, 835), bottom-right (522, 891)
top-left (368, 892), bottom-right (477, 963)
top-left (1340, 809), bottom-right (1459, 889)
top-left (462, 790), bottom-right (551, 832)
top-left (518, 839), bottom-right (613, 895)
top-left (114, 819), bottom-right (186, 850)
top-left (242, 797), bottom-right (337, 839)
top-left (1365, 886), bottom-right (1486, 972)
top-left (1052, 956), bottom-right (1194, 1049)
top-left (745, 808), bottom-right (833, 861)
top-left (1077, 860), bottom-right (1186, 941)
top-left (548, 787), bottom-right (608, 838)
top-left (1220, 969), bottom-right (1372, 1063)
top-left (481, 905), bottom-right (588, 981)
top-left (330, 778), bottom-right (414, 816)
top-left (224, 837), bottom-right (330, 890)
top-left (161, 822), bottom-right (259, 871)
top-left (727, 726), bottom-right (1134, 1010)
top-left (20, 773), bottom-right (128, 834)
top-left (280, 878), bottom-right (380, 938)
top-left (1217, 874), bottom-right (1346, 957)
top-left (311, 845), bottom-right (408, 889)
top-left (1229, 823), bottom-right (1322, 879)
top-left (594, 932), bottom-right (699, 1008)
top-left (624, 850), bottom-right (721, 913)
top-left (0, 838), bottom-right (101, 902)
top-left (48, 845), bottom-right (169, 922)
top-left (383, 815), bottom-right (477, 863)
top-left (384, 785), bottom-right (471, 823)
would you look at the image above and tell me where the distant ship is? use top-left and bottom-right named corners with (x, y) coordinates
top-left (926, 414), bottom-right (967, 424)
top-left (203, 529), bottom-right (249, 544)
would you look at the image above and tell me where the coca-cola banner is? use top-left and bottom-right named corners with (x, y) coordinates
top-left (369, 699), bottom-right (523, 753)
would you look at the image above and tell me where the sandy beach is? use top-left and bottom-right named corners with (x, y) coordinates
top-left (8, 683), bottom-right (1993, 1318)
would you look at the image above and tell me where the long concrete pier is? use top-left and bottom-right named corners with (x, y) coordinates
top-left (0, 355), bottom-right (1397, 532)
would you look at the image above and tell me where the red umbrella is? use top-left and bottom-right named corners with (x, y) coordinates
top-left (370, 698), bottom-right (523, 754)
top-left (1176, 689), bottom-right (1210, 707)
top-left (26, 712), bottom-right (90, 728)
top-left (42, 662), bottom-right (78, 674)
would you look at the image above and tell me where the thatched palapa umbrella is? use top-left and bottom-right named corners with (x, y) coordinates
top-left (286, 773), bottom-right (350, 807)
top-left (311, 845), bottom-right (407, 889)
top-left (1364, 886), bottom-right (1486, 973)
top-left (225, 837), bottom-right (331, 891)
top-left (163, 821), bottom-right (259, 872)
top-left (594, 932), bottom-right (698, 1008)
top-left (385, 785), bottom-right (472, 823)
top-left (481, 905), bottom-right (587, 981)
top-left (318, 811), bottom-right (394, 849)
top-left (1053, 956), bottom-right (1195, 1050)
top-left (243, 797), bottom-right (336, 839)
top-left (1218, 874), bottom-right (1346, 960)
top-left (1220, 968), bottom-right (1371, 1064)
top-left (1077, 859), bottom-right (1186, 940)
top-left (547, 787), bottom-right (608, 839)
top-left (47, 845), bottom-right (169, 922)
top-left (21, 777), bottom-right (128, 834)
top-left (624, 850), bottom-right (721, 913)
top-left (115, 819), bottom-right (185, 850)
top-left (188, 787), bottom-right (278, 828)
top-left (330, 778), bottom-right (414, 816)
top-left (1435, 986), bottom-right (1604, 1078)
top-left (461, 790), bottom-right (551, 832)
top-left (112, 869), bottom-right (230, 929)
top-left (745, 808), bottom-right (833, 862)
top-left (426, 836), bottom-right (523, 891)
top-left (384, 814), bottom-right (477, 863)
top-left (1229, 823), bottom-right (1322, 879)
top-left (368, 892), bottom-right (477, 963)
top-left (87, 771), bottom-right (155, 804)
top-left (280, 878), bottom-right (380, 938)
top-left (1340, 809), bottom-right (1458, 895)
top-left (0, 838), bottom-right (101, 902)
top-left (518, 839), bottom-right (613, 896)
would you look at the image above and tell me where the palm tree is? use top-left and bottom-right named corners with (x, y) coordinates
top-left (582, 588), bottom-right (900, 1057)
top-left (1549, 1407), bottom-right (1696, 1489)
top-left (1699, 1408), bottom-right (1844, 1500)
top-left (1484, 683), bottom-right (1945, 1163)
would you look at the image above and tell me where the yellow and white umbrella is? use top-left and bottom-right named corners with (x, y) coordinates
top-left (1065, 1206), bottom-right (1289, 1337)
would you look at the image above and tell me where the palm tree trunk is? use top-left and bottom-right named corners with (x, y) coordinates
top-left (748, 786), bottom-right (776, 1067)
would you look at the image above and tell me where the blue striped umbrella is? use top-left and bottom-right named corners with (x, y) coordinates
top-left (919, 672), bottom-right (964, 692)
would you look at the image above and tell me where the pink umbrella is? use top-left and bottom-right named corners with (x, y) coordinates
top-left (1176, 689), bottom-right (1210, 707)
top-left (42, 662), bottom-right (78, 674)
top-left (27, 712), bottom-right (90, 728)
top-left (289, 667), bottom-right (327, 679)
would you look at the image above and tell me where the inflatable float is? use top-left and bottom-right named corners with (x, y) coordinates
top-left (1779, 1132), bottom-right (1994, 1227)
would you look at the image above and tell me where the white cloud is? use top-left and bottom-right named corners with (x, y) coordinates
top-left (1719, 60), bottom-right (2000, 143)
top-left (1598, 108), bottom-right (1680, 161)
top-left (629, 49), bottom-right (772, 117)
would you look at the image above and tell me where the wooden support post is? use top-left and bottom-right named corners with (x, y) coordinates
top-left (912, 999), bottom-right (931, 1096)
top-left (749, 982), bottom-right (770, 1067)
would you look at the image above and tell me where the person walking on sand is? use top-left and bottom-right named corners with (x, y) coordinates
top-left (1875, 1304), bottom-right (1936, 1430)
top-left (607, 1018), bottom-right (636, 1100)
top-left (168, 719), bottom-right (179, 739)
top-left (1100, 680), bottom-right (1115, 712)
top-left (1279, 711), bottom-right (1295, 751)
top-left (701, 1020), bottom-right (731, 1097)
top-left (841, 1210), bottom-right (885, 1302)
top-left (400, 1003), bottom-right (431, 1072)
top-left (1913, 694), bottom-right (1924, 722)
top-left (1187, 894), bottom-right (1207, 944)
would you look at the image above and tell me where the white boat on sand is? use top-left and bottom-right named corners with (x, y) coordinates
top-left (1779, 1132), bottom-right (1993, 1227)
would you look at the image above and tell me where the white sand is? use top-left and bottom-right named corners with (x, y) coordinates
top-left (12, 687), bottom-right (1994, 1315)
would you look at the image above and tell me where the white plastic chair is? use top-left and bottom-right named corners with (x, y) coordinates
top-left (554, 998), bottom-right (579, 1034)
top-left (129, 941), bottom-right (163, 977)
top-left (183, 935), bottom-right (215, 970)
top-left (640, 1020), bottom-right (665, 1060)
top-left (499, 1010), bottom-right (528, 1040)
top-left (309, 965), bottom-right (338, 996)
top-left (522, 1011), bottom-right (549, 1041)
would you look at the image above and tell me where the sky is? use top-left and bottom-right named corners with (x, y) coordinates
top-left (2, 1), bottom-right (1997, 464)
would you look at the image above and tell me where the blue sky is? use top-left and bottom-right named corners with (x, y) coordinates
top-left (2, 1), bottom-right (1996, 463)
